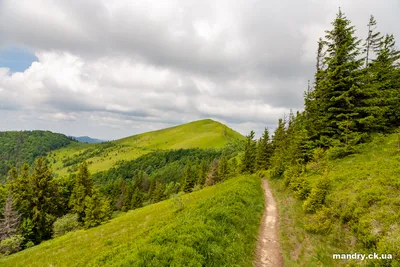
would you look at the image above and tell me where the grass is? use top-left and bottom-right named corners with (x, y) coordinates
top-left (48, 119), bottom-right (244, 176)
top-left (1, 175), bottom-right (264, 267)
top-left (268, 133), bottom-right (400, 266)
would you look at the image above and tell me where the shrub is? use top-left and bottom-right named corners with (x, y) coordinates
top-left (283, 164), bottom-right (302, 188)
top-left (304, 206), bottom-right (333, 234)
top-left (53, 213), bottom-right (80, 238)
top-left (303, 173), bottom-right (330, 213)
top-left (25, 241), bottom-right (34, 249)
top-left (325, 145), bottom-right (357, 160)
top-left (0, 235), bottom-right (24, 256)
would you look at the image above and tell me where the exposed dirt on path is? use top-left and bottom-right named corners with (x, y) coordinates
top-left (254, 179), bottom-right (284, 267)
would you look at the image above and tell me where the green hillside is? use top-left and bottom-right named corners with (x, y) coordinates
top-left (268, 133), bottom-right (400, 266)
top-left (0, 175), bottom-right (264, 267)
top-left (0, 131), bottom-right (74, 181)
top-left (49, 119), bottom-right (244, 175)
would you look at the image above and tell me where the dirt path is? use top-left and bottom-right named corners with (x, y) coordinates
top-left (254, 179), bottom-right (284, 267)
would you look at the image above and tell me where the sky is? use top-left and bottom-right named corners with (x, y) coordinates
top-left (0, 0), bottom-right (399, 140)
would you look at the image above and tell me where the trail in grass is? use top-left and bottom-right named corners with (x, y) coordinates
top-left (255, 179), bottom-right (284, 267)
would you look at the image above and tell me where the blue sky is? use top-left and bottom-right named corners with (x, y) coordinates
top-left (0, 47), bottom-right (38, 73)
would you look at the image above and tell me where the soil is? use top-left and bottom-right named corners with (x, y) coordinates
top-left (254, 179), bottom-right (284, 267)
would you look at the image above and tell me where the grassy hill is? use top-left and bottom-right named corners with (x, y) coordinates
top-left (268, 133), bottom-right (400, 266)
top-left (0, 130), bottom-right (74, 181)
top-left (0, 175), bottom-right (264, 267)
top-left (49, 119), bottom-right (244, 175)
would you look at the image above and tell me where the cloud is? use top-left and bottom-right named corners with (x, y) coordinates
top-left (0, 0), bottom-right (399, 139)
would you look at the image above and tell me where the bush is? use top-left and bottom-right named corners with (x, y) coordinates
top-left (53, 213), bottom-right (80, 237)
top-left (283, 164), bottom-right (302, 188)
top-left (304, 206), bottom-right (333, 234)
top-left (0, 235), bottom-right (24, 256)
top-left (326, 145), bottom-right (357, 160)
top-left (303, 173), bottom-right (330, 213)
top-left (290, 176), bottom-right (311, 200)
top-left (25, 241), bottom-right (34, 249)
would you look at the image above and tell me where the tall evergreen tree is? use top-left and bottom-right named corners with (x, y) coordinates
top-left (0, 195), bottom-right (20, 241)
top-left (181, 163), bottom-right (195, 193)
top-left (197, 159), bottom-right (208, 186)
top-left (256, 128), bottom-right (272, 170)
top-left (364, 15), bottom-right (383, 67)
top-left (217, 156), bottom-right (229, 182)
top-left (241, 130), bottom-right (257, 173)
top-left (69, 162), bottom-right (93, 222)
top-left (83, 189), bottom-right (111, 229)
top-left (28, 158), bottom-right (59, 242)
top-left (315, 9), bottom-right (364, 144)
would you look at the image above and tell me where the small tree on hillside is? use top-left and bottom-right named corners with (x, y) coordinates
top-left (241, 130), bottom-right (257, 173)
top-left (69, 162), bottom-right (93, 222)
top-left (217, 156), bottom-right (229, 182)
top-left (0, 195), bottom-right (20, 241)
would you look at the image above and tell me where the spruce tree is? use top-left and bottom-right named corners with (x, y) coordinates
top-left (368, 34), bottom-right (400, 129)
top-left (256, 128), bottom-right (272, 170)
top-left (241, 130), bottom-right (257, 173)
top-left (181, 163), bottom-right (195, 193)
top-left (28, 157), bottom-right (58, 242)
top-left (0, 195), bottom-right (20, 241)
top-left (130, 186), bottom-right (143, 209)
top-left (364, 15), bottom-right (383, 67)
top-left (83, 189), bottom-right (111, 229)
top-left (69, 162), bottom-right (93, 222)
top-left (319, 9), bottom-right (364, 143)
top-left (217, 156), bottom-right (229, 182)
top-left (197, 159), bottom-right (208, 186)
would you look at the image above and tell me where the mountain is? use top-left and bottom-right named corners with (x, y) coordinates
top-left (0, 130), bottom-right (75, 181)
top-left (73, 136), bottom-right (105, 144)
top-left (49, 119), bottom-right (244, 175)
top-left (0, 175), bottom-right (263, 266)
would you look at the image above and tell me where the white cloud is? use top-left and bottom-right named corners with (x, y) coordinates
top-left (0, 0), bottom-right (399, 139)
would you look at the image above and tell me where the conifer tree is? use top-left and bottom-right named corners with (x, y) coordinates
top-left (130, 186), bottom-right (143, 209)
top-left (152, 182), bottom-right (166, 202)
top-left (317, 9), bottom-right (364, 143)
top-left (217, 156), bottom-right (229, 182)
top-left (0, 195), bottom-right (20, 241)
top-left (256, 128), bottom-right (272, 170)
top-left (364, 15), bottom-right (383, 67)
top-left (83, 189), bottom-right (111, 229)
top-left (197, 159), bottom-right (208, 186)
top-left (205, 159), bottom-right (219, 186)
top-left (368, 34), bottom-right (400, 128)
top-left (181, 163), bottom-right (195, 192)
top-left (69, 162), bottom-right (93, 222)
top-left (28, 157), bottom-right (58, 242)
top-left (241, 130), bottom-right (257, 173)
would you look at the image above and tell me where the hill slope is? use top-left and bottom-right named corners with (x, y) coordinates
top-left (268, 133), bottom-right (400, 266)
top-left (0, 130), bottom-right (74, 181)
top-left (49, 119), bottom-right (244, 175)
top-left (0, 175), bottom-right (264, 267)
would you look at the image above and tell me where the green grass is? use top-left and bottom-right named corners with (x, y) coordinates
top-left (49, 119), bottom-right (244, 175)
top-left (268, 133), bottom-right (400, 266)
top-left (1, 175), bottom-right (264, 267)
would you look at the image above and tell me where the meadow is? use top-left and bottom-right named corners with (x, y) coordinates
top-left (49, 119), bottom-right (244, 176)
top-left (268, 133), bottom-right (400, 266)
top-left (0, 175), bottom-right (264, 267)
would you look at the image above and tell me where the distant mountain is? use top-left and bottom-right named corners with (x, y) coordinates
top-left (50, 119), bottom-right (245, 175)
top-left (73, 136), bottom-right (105, 144)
